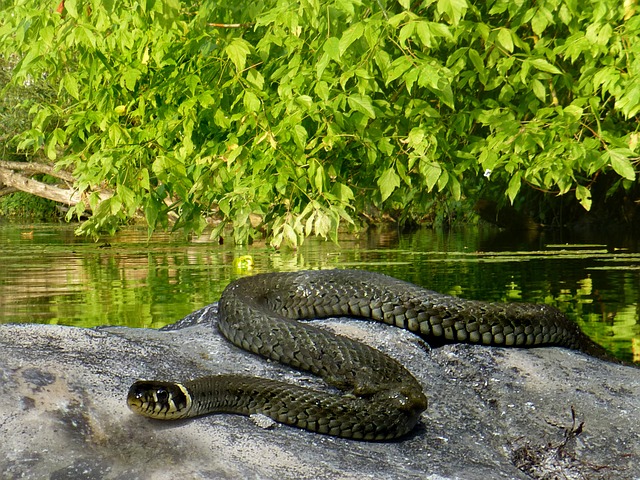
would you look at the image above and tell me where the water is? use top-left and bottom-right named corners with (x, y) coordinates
top-left (0, 222), bottom-right (638, 363)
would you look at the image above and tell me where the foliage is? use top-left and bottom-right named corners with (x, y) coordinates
top-left (1, 55), bottom-right (61, 219)
top-left (0, 55), bottom-right (51, 160)
top-left (0, 189), bottom-right (60, 219)
top-left (0, 0), bottom-right (639, 245)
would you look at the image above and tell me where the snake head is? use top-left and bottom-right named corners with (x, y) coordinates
top-left (127, 380), bottom-right (192, 420)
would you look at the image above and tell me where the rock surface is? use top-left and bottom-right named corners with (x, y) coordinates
top-left (1, 304), bottom-right (639, 480)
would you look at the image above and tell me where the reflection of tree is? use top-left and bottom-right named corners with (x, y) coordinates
top-left (77, 245), bottom-right (238, 328)
top-left (0, 228), bottom-right (237, 328)
top-left (0, 226), bottom-right (637, 360)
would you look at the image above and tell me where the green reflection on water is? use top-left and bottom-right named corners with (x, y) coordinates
top-left (0, 222), bottom-right (638, 363)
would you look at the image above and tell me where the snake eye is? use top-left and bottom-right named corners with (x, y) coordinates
top-left (129, 382), bottom-right (150, 401)
top-left (154, 387), bottom-right (170, 404)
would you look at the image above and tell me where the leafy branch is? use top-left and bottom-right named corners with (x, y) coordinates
top-left (0, 0), bottom-right (638, 244)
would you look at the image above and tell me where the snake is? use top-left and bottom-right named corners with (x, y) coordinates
top-left (127, 269), bottom-right (616, 441)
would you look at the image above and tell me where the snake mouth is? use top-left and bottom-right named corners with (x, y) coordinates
top-left (127, 380), bottom-right (192, 420)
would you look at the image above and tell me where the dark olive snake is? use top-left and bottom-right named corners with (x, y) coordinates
top-left (127, 269), bottom-right (616, 440)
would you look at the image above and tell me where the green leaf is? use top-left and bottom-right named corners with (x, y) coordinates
top-left (73, 24), bottom-right (97, 48)
top-left (122, 68), bottom-right (142, 91)
top-left (323, 37), bottom-right (340, 62)
top-left (575, 185), bottom-right (592, 211)
top-left (243, 91), bottom-right (261, 112)
top-left (449, 175), bottom-right (461, 201)
top-left (348, 93), bottom-right (376, 119)
top-left (293, 125), bottom-right (307, 150)
top-left (314, 81), bottom-right (330, 102)
top-left (331, 182), bottom-right (354, 203)
top-left (386, 56), bottom-right (413, 84)
top-left (531, 8), bottom-right (549, 36)
top-left (530, 58), bottom-right (561, 74)
top-left (64, 0), bottom-right (78, 18)
top-left (138, 168), bottom-right (150, 191)
top-left (313, 163), bottom-right (325, 192)
top-left (607, 149), bottom-right (636, 181)
top-left (378, 167), bottom-right (401, 202)
top-left (339, 23), bottom-right (364, 56)
top-left (407, 127), bottom-right (425, 148)
top-left (416, 63), bottom-right (455, 108)
top-left (226, 146), bottom-right (243, 165)
top-left (118, 184), bottom-right (137, 215)
top-left (428, 22), bottom-right (454, 42)
top-left (507, 171), bottom-right (522, 204)
top-left (214, 109), bottom-right (230, 129)
top-left (314, 211), bottom-right (332, 237)
top-left (437, 169), bottom-right (449, 191)
top-left (145, 198), bottom-right (159, 231)
top-left (304, 210), bottom-right (316, 236)
top-left (246, 69), bottom-right (264, 90)
top-left (404, 68), bottom-right (420, 94)
top-left (62, 74), bottom-right (80, 100)
top-left (316, 52), bottom-right (330, 78)
top-left (399, 22), bottom-right (415, 47)
top-left (615, 84), bottom-right (640, 118)
top-left (531, 79), bottom-right (545, 101)
top-left (109, 195), bottom-right (122, 215)
top-left (496, 28), bottom-right (514, 53)
top-left (468, 48), bottom-right (485, 76)
top-left (45, 135), bottom-right (58, 160)
top-left (282, 223), bottom-right (298, 248)
top-left (420, 160), bottom-right (442, 191)
top-left (563, 105), bottom-right (583, 121)
top-left (437, 0), bottom-right (468, 25)
top-left (415, 21), bottom-right (432, 48)
top-left (296, 95), bottom-right (313, 111)
top-left (225, 38), bottom-right (251, 71)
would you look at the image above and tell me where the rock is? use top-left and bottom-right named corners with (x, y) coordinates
top-left (1, 304), bottom-right (639, 480)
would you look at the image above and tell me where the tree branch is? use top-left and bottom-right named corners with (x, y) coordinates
top-left (0, 166), bottom-right (82, 205)
top-left (0, 160), bottom-right (76, 183)
top-left (207, 22), bottom-right (254, 28)
top-left (0, 186), bottom-right (18, 197)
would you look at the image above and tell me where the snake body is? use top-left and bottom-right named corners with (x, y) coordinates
top-left (127, 269), bottom-right (612, 440)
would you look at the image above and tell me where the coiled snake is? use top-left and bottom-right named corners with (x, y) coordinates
top-left (127, 269), bottom-right (614, 440)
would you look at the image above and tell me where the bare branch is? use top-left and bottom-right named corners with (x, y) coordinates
top-left (207, 22), bottom-right (254, 28)
top-left (0, 186), bottom-right (18, 197)
top-left (0, 160), bottom-right (76, 183)
top-left (0, 166), bottom-right (82, 205)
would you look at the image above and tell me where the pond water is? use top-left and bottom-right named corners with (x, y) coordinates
top-left (1, 221), bottom-right (638, 363)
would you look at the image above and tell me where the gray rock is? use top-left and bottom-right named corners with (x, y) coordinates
top-left (1, 304), bottom-right (638, 480)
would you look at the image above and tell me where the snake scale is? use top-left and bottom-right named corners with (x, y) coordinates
top-left (127, 269), bottom-right (615, 440)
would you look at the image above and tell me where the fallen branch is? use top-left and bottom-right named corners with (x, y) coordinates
top-left (0, 159), bottom-right (174, 223)
top-left (0, 186), bottom-right (18, 197)
top-left (0, 160), bottom-right (75, 183)
top-left (0, 165), bottom-right (82, 205)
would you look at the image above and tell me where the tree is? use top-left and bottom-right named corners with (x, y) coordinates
top-left (0, 0), bottom-right (638, 246)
